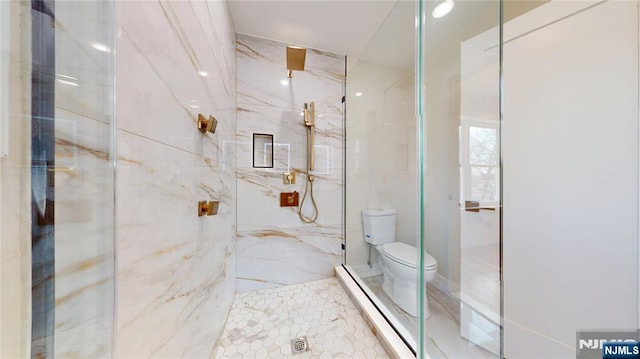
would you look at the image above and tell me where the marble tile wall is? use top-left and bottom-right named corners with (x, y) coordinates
top-left (115, 1), bottom-right (237, 357)
top-left (53, 1), bottom-right (116, 356)
top-left (236, 34), bottom-right (345, 291)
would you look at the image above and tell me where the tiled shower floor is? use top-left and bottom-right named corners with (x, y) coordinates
top-left (214, 278), bottom-right (390, 358)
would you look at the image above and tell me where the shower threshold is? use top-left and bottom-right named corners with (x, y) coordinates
top-left (335, 266), bottom-right (416, 359)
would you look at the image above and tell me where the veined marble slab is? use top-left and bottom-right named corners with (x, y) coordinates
top-left (236, 227), bottom-right (342, 292)
top-left (237, 104), bottom-right (343, 173)
top-left (117, 0), bottom-right (236, 159)
top-left (115, 0), bottom-right (237, 357)
top-left (237, 34), bottom-right (344, 115)
top-left (235, 34), bottom-right (344, 292)
top-left (116, 130), bottom-right (236, 358)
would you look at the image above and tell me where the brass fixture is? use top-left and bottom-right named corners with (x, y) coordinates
top-left (298, 101), bottom-right (318, 223)
top-left (197, 113), bottom-right (218, 134)
top-left (280, 192), bottom-right (299, 207)
top-left (304, 102), bottom-right (315, 171)
top-left (198, 200), bottom-right (219, 216)
top-left (464, 200), bottom-right (496, 212)
top-left (286, 46), bottom-right (306, 78)
top-left (283, 172), bottom-right (296, 184)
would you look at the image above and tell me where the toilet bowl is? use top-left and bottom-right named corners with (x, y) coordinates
top-left (362, 209), bottom-right (438, 318)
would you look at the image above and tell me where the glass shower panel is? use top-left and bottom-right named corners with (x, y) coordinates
top-left (0, 1), bottom-right (115, 357)
top-left (53, 1), bottom-right (116, 356)
top-left (344, 0), bottom-right (420, 350)
top-left (419, 0), bottom-right (503, 357)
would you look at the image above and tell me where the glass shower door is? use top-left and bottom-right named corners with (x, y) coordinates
top-left (0, 1), bottom-right (116, 357)
top-left (344, 0), bottom-right (420, 350)
top-left (418, 0), bottom-right (503, 357)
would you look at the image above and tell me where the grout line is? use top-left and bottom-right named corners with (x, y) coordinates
top-left (118, 128), bottom-right (219, 161)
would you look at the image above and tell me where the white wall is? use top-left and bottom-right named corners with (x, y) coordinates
top-left (503, 1), bottom-right (639, 357)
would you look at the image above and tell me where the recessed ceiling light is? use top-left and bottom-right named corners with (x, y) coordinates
top-left (355, 92), bottom-right (363, 97)
top-left (89, 42), bottom-right (111, 52)
top-left (280, 79), bottom-right (289, 86)
top-left (432, 0), bottom-right (455, 18)
top-left (198, 70), bottom-right (208, 77)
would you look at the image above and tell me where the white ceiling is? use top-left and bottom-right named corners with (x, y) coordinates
top-left (228, 0), bottom-right (399, 62)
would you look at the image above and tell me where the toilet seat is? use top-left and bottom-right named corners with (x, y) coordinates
top-left (382, 242), bottom-right (437, 270)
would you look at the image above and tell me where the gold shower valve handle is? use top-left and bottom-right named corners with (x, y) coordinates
top-left (197, 113), bottom-right (218, 134)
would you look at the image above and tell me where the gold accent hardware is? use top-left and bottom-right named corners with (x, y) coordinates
top-left (303, 102), bottom-right (316, 172)
top-left (286, 46), bottom-right (306, 78)
top-left (197, 113), bottom-right (218, 134)
top-left (280, 192), bottom-right (299, 207)
top-left (464, 200), bottom-right (496, 212)
top-left (283, 172), bottom-right (296, 184)
top-left (198, 200), bottom-right (220, 216)
top-left (309, 102), bottom-right (315, 171)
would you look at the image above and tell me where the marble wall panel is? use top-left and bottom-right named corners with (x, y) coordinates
top-left (236, 35), bottom-right (344, 291)
top-left (237, 34), bottom-right (344, 115)
top-left (117, 1), bottom-right (235, 158)
top-left (115, 0), bottom-right (237, 357)
top-left (116, 131), bottom-right (235, 357)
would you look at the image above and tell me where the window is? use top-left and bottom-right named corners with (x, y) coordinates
top-left (460, 121), bottom-right (499, 203)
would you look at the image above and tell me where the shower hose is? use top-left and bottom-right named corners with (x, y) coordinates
top-left (298, 128), bottom-right (319, 224)
top-left (298, 176), bottom-right (318, 223)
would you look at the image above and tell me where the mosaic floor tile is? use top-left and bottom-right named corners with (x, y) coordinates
top-left (215, 278), bottom-right (389, 359)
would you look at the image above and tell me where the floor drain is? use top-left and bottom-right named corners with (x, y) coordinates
top-left (290, 336), bottom-right (309, 354)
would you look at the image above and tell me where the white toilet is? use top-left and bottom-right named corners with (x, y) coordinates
top-left (362, 209), bottom-right (438, 318)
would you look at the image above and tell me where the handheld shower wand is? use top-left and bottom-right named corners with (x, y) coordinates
top-left (299, 102), bottom-right (319, 224)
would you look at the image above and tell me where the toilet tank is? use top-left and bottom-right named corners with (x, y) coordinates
top-left (362, 209), bottom-right (397, 245)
